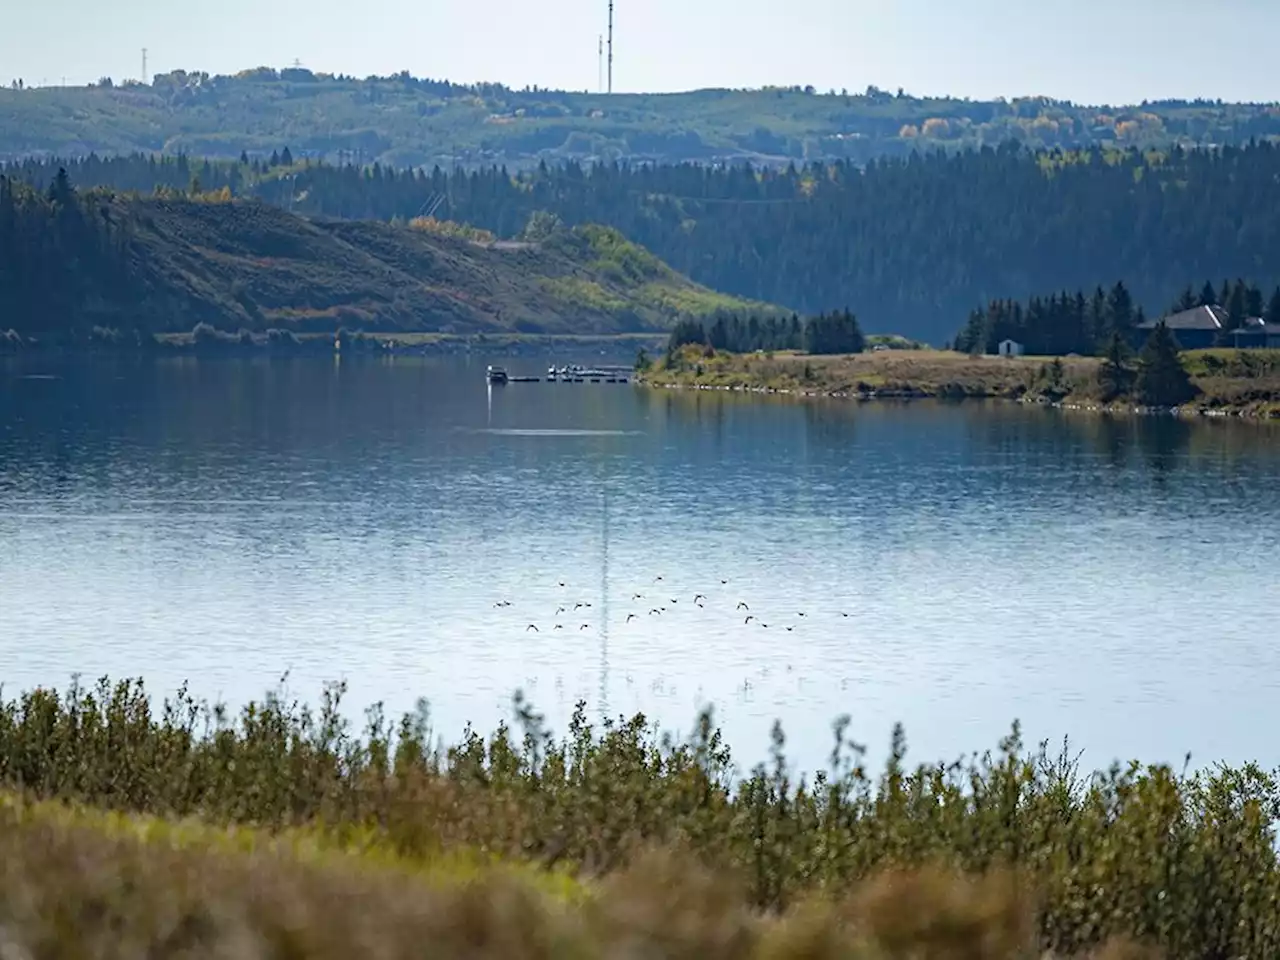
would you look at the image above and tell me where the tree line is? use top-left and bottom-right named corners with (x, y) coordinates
top-left (0, 171), bottom-right (134, 340)
top-left (11, 141), bottom-right (1280, 343)
top-left (667, 310), bottom-right (865, 357)
top-left (954, 278), bottom-right (1280, 356)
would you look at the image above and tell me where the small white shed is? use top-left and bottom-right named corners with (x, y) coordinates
top-left (997, 339), bottom-right (1025, 357)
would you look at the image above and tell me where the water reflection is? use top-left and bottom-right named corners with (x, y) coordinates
top-left (2, 356), bottom-right (1280, 773)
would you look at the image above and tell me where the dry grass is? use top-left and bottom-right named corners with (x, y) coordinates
top-left (646, 347), bottom-right (1280, 416)
top-left (648, 348), bottom-right (1098, 397)
top-left (0, 794), bottom-right (1146, 959)
top-left (1, 679), bottom-right (1279, 956)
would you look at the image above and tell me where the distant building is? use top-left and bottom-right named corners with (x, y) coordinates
top-left (1136, 305), bottom-right (1227, 350)
top-left (996, 339), bottom-right (1025, 357)
top-left (1229, 318), bottom-right (1280, 350)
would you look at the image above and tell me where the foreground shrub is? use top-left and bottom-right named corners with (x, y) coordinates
top-left (0, 678), bottom-right (1276, 957)
top-left (0, 796), bottom-right (1146, 959)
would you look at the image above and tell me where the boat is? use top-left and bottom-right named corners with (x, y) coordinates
top-left (486, 365), bottom-right (509, 385)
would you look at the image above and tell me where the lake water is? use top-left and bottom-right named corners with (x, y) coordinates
top-left (2, 354), bottom-right (1279, 775)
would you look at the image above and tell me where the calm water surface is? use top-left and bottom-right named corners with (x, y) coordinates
top-left (2, 355), bottom-right (1279, 772)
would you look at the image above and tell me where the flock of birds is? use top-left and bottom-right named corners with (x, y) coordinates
top-left (494, 575), bottom-right (853, 635)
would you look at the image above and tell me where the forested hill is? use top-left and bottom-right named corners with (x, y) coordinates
top-left (2, 67), bottom-right (1280, 168)
top-left (0, 176), bottom-right (766, 339)
top-left (12, 142), bottom-right (1280, 343)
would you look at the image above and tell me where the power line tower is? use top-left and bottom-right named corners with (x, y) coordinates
top-left (606, 0), bottom-right (614, 94)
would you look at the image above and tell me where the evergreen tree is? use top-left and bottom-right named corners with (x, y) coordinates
top-left (1199, 280), bottom-right (1218, 307)
top-left (1105, 281), bottom-right (1134, 337)
top-left (1226, 279), bottom-right (1247, 330)
top-left (1245, 283), bottom-right (1265, 319)
top-left (1267, 287), bottom-right (1280, 326)
top-left (1174, 285), bottom-right (1197, 312)
top-left (1097, 331), bottom-right (1134, 401)
top-left (1134, 322), bottom-right (1196, 406)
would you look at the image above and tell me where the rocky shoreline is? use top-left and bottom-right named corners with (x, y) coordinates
top-left (638, 375), bottom-right (1280, 421)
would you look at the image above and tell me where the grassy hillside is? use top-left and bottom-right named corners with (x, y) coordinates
top-left (12, 195), bottom-right (768, 336)
top-left (2, 68), bottom-right (1279, 168)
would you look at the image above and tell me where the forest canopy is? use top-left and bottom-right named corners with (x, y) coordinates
top-left (11, 142), bottom-right (1280, 343)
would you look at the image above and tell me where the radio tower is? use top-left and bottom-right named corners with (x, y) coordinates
top-left (598, 35), bottom-right (603, 93)
top-left (606, 0), bottom-right (614, 94)
top-left (141, 48), bottom-right (148, 85)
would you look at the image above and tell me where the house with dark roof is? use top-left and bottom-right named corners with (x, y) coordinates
top-left (1229, 318), bottom-right (1280, 349)
top-left (1136, 305), bottom-right (1227, 350)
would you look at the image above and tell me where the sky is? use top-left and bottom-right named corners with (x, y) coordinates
top-left (1, 0), bottom-right (1277, 105)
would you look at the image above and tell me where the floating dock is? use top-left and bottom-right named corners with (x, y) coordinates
top-left (488, 364), bottom-right (631, 384)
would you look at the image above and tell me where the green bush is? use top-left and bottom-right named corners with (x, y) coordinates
top-left (0, 678), bottom-right (1277, 956)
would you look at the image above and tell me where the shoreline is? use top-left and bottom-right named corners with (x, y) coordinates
top-left (638, 376), bottom-right (1280, 421)
top-left (640, 347), bottom-right (1280, 421)
top-left (0, 330), bottom-right (664, 361)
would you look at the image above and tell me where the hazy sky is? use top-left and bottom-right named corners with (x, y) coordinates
top-left (2, 0), bottom-right (1276, 104)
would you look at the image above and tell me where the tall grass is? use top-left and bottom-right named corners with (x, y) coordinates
top-left (0, 677), bottom-right (1278, 957)
top-left (1, 794), bottom-right (1141, 959)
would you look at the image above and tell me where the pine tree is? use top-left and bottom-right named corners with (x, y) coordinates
top-left (1134, 322), bottom-right (1195, 406)
top-left (1267, 287), bottom-right (1280, 326)
top-left (1245, 283), bottom-right (1265, 320)
top-left (1226, 279), bottom-right (1247, 330)
top-left (1097, 331), bottom-right (1133, 401)
top-left (1105, 281), bottom-right (1134, 336)
top-left (1199, 280), bottom-right (1218, 307)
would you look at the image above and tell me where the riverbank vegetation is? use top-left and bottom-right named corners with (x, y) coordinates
top-left (666, 309), bottom-right (865, 356)
top-left (13, 142), bottom-right (1280, 343)
top-left (0, 676), bottom-right (1279, 956)
top-left (644, 342), bottom-right (1280, 417)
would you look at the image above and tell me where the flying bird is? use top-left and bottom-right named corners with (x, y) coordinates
top-left (785, 626), bottom-right (794, 632)
top-left (650, 609), bottom-right (662, 616)
top-left (494, 601), bottom-right (511, 608)
top-left (653, 575), bottom-right (664, 583)
top-left (556, 606), bottom-right (567, 615)
top-left (554, 625), bottom-right (564, 630)
top-left (841, 612), bottom-right (850, 618)
top-left (737, 602), bottom-right (749, 611)
top-left (579, 624), bottom-right (590, 630)
top-left (693, 594), bottom-right (706, 602)
top-left (744, 616), bottom-right (755, 624)
top-left (632, 593), bottom-right (643, 600)
top-left (574, 603), bottom-right (585, 611)
top-left (797, 612), bottom-right (807, 618)
top-left (626, 614), bottom-right (637, 622)
top-left (669, 598), bottom-right (678, 604)
top-left (526, 624), bottom-right (539, 632)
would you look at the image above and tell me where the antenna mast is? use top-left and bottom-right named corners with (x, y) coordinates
top-left (607, 0), bottom-right (614, 94)
top-left (141, 48), bottom-right (148, 84)
top-left (598, 35), bottom-right (603, 93)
